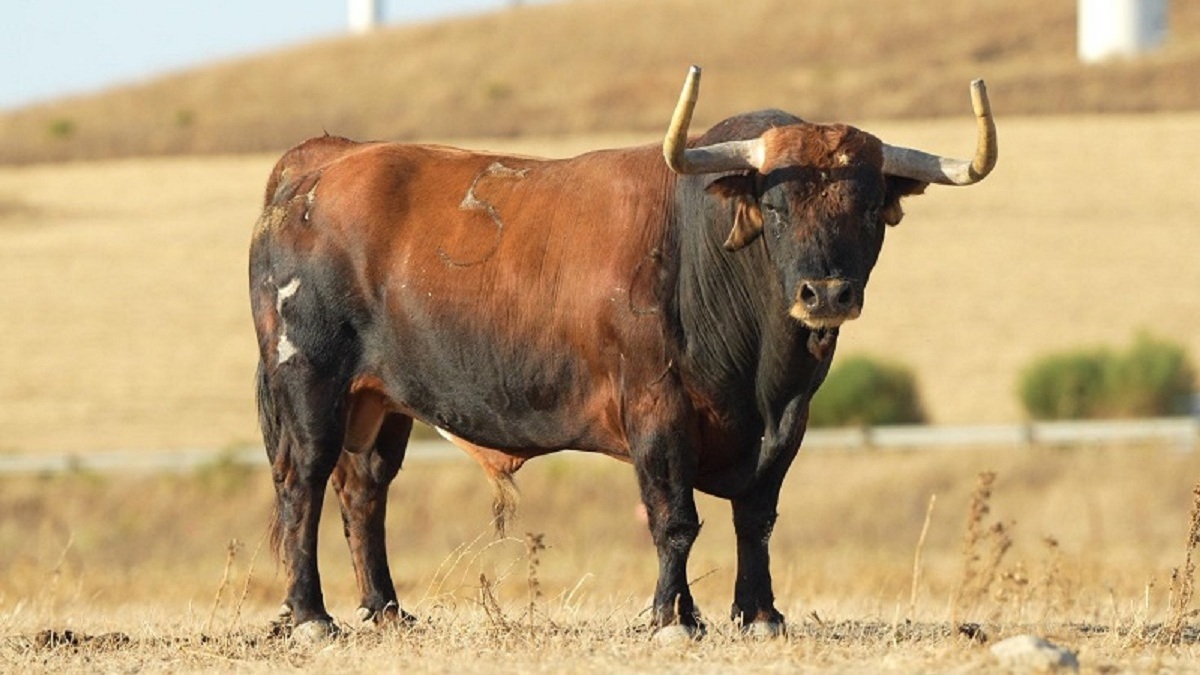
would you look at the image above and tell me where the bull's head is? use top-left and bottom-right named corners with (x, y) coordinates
top-left (664, 66), bottom-right (997, 331)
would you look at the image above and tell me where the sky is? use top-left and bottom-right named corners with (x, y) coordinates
top-left (0, 1), bottom-right (543, 110)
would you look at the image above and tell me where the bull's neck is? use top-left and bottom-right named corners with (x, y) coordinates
top-left (672, 176), bottom-right (830, 431)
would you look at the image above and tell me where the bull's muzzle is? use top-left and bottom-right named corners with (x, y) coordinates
top-left (789, 279), bottom-right (861, 329)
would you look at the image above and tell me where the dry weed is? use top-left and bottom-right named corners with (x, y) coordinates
top-left (524, 532), bottom-right (546, 632)
top-left (477, 572), bottom-right (509, 631)
top-left (953, 471), bottom-right (1013, 623)
top-left (203, 539), bottom-right (240, 635)
top-left (1166, 483), bottom-right (1200, 643)
top-left (908, 493), bottom-right (937, 620)
top-left (1037, 537), bottom-right (1070, 627)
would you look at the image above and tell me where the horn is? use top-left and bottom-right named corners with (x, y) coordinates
top-left (663, 65), bottom-right (766, 175)
top-left (881, 79), bottom-right (998, 185)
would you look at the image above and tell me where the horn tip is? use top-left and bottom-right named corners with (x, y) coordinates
top-left (969, 79), bottom-right (991, 117)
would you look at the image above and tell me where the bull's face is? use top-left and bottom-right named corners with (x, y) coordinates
top-left (706, 124), bottom-right (927, 330)
top-left (662, 66), bottom-right (996, 331)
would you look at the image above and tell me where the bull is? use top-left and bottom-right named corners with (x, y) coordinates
top-left (249, 66), bottom-right (997, 641)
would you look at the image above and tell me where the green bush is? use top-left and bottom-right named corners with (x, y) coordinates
top-left (809, 356), bottom-right (925, 427)
top-left (1114, 333), bottom-right (1196, 416)
top-left (47, 118), bottom-right (75, 139)
top-left (1019, 332), bottom-right (1195, 420)
top-left (1018, 349), bottom-right (1109, 420)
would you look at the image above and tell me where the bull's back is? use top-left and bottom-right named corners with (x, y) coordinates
top-left (287, 143), bottom-right (677, 453)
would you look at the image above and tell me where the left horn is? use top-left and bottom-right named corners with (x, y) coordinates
top-left (663, 65), bottom-right (765, 175)
top-left (881, 79), bottom-right (998, 185)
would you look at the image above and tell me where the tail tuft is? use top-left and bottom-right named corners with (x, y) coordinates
top-left (489, 471), bottom-right (521, 538)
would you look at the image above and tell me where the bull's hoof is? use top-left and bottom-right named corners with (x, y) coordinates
top-left (652, 622), bottom-right (706, 645)
top-left (275, 603), bottom-right (293, 623)
top-left (290, 619), bottom-right (340, 646)
top-left (266, 603), bottom-right (295, 639)
top-left (743, 619), bottom-right (787, 639)
top-left (356, 606), bottom-right (377, 625)
top-left (356, 602), bottom-right (418, 628)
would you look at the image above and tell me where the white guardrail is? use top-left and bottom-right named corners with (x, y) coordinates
top-left (0, 418), bottom-right (1196, 475)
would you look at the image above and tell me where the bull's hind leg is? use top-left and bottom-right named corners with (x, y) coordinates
top-left (331, 413), bottom-right (413, 626)
top-left (261, 369), bottom-right (347, 640)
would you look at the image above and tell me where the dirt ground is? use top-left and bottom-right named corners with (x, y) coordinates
top-left (1, 114), bottom-right (1197, 454)
top-left (2, 446), bottom-right (1199, 671)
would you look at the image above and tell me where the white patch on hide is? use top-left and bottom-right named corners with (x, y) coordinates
top-left (276, 278), bottom-right (301, 365)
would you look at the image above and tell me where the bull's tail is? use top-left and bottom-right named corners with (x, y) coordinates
top-left (256, 361), bottom-right (287, 562)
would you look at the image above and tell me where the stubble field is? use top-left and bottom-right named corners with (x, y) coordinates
top-left (2, 445), bottom-right (1199, 671)
top-left (1, 114), bottom-right (1198, 453)
top-left (1, 113), bottom-right (1199, 670)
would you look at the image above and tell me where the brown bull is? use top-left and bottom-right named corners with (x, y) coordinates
top-left (249, 66), bottom-right (997, 641)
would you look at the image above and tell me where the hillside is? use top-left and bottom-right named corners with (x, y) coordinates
top-left (2, 0), bottom-right (1199, 163)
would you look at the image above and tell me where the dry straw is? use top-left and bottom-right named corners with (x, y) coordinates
top-left (908, 493), bottom-right (937, 620)
top-left (952, 471), bottom-right (1016, 625)
top-left (524, 532), bottom-right (547, 632)
top-left (203, 539), bottom-right (241, 635)
top-left (1166, 483), bottom-right (1200, 643)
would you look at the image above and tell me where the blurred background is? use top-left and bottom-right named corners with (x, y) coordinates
top-left (0, 0), bottom-right (1197, 456)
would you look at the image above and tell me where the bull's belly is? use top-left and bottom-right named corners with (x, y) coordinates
top-left (368, 340), bottom-right (616, 453)
top-left (404, 387), bottom-right (601, 453)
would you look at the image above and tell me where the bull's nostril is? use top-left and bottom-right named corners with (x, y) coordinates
top-left (836, 285), bottom-right (854, 309)
top-left (800, 283), bottom-right (819, 309)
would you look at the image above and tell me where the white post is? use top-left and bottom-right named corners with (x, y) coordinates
top-left (1078, 0), bottom-right (1168, 63)
top-left (348, 0), bottom-right (380, 35)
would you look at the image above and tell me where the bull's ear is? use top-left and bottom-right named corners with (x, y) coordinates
top-left (882, 176), bottom-right (928, 226)
top-left (706, 175), bottom-right (764, 251)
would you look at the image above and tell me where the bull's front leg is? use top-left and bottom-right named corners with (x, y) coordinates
top-left (729, 419), bottom-right (804, 637)
top-left (730, 486), bottom-right (787, 637)
top-left (631, 427), bottom-right (704, 641)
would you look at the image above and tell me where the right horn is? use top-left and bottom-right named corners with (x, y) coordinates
top-left (663, 65), bottom-right (766, 175)
top-left (881, 80), bottom-right (998, 186)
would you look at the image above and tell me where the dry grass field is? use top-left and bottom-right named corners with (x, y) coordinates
top-left (1, 114), bottom-right (1199, 670)
top-left (1, 445), bottom-right (1199, 671)
top-left (4, 4), bottom-right (1200, 664)
top-left (1, 114), bottom-right (1197, 454)
top-left (3, 2), bottom-right (1199, 671)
